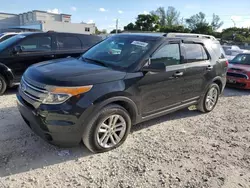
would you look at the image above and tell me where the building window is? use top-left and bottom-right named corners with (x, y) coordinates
top-left (85, 27), bottom-right (90, 32)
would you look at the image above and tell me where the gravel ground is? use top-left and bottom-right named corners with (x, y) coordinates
top-left (0, 87), bottom-right (250, 188)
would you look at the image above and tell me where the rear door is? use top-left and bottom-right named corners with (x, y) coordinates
top-left (180, 42), bottom-right (211, 102)
top-left (54, 34), bottom-right (84, 59)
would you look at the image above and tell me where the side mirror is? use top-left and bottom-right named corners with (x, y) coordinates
top-left (142, 59), bottom-right (166, 72)
top-left (12, 46), bottom-right (22, 54)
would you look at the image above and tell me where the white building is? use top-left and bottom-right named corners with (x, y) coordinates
top-left (0, 10), bottom-right (96, 34)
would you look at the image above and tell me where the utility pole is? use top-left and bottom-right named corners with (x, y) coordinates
top-left (231, 18), bottom-right (236, 27)
top-left (116, 19), bottom-right (118, 34)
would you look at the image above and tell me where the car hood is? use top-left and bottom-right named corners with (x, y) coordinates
top-left (24, 58), bottom-right (127, 86)
top-left (228, 63), bottom-right (250, 72)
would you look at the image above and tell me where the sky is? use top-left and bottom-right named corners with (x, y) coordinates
top-left (0, 0), bottom-right (250, 32)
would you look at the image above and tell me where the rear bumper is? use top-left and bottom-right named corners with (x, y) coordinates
top-left (17, 94), bottom-right (84, 147)
top-left (226, 76), bottom-right (250, 89)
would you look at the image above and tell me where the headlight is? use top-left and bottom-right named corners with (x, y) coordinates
top-left (42, 85), bottom-right (93, 104)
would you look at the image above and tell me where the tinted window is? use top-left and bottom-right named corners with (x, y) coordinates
top-left (19, 36), bottom-right (52, 52)
top-left (0, 34), bottom-right (16, 43)
top-left (0, 35), bottom-right (26, 51)
top-left (82, 35), bottom-right (154, 69)
top-left (57, 36), bottom-right (82, 50)
top-left (151, 44), bottom-right (180, 66)
top-left (212, 43), bottom-right (226, 59)
top-left (184, 43), bottom-right (208, 62)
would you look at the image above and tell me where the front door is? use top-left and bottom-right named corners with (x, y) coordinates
top-left (5, 34), bottom-right (55, 82)
top-left (137, 42), bottom-right (186, 117)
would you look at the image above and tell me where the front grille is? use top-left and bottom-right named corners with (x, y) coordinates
top-left (19, 77), bottom-right (48, 104)
top-left (227, 72), bottom-right (248, 79)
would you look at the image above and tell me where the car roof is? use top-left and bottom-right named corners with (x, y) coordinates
top-left (116, 33), bottom-right (218, 43)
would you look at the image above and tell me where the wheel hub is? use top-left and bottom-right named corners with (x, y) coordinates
top-left (97, 115), bottom-right (127, 148)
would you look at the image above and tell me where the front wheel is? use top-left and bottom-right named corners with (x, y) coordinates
top-left (0, 75), bottom-right (7, 96)
top-left (82, 104), bottom-right (131, 153)
top-left (197, 83), bottom-right (220, 113)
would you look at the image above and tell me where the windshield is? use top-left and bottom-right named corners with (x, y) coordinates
top-left (81, 35), bottom-right (155, 69)
top-left (230, 54), bottom-right (250, 65)
top-left (0, 34), bottom-right (26, 51)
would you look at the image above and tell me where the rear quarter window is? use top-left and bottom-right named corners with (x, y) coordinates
top-left (212, 42), bottom-right (226, 59)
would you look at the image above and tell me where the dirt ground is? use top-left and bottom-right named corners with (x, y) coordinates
top-left (0, 87), bottom-right (250, 188)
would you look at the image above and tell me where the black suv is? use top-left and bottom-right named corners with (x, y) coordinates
top-left (0, 32), bottom-right (101, 94)
top-left (17, 33), bottom-right (228, 153)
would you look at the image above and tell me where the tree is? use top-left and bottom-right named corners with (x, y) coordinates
top-left (186, 12), bottom-right (208, 31)
top-left (211, 14), bottom-right (224, 31)
top-left (135, 14), bottom-right (160, 31)
top-left (95, 27), bottom-right (101, 34)
top-left (110, 29), bottom-right (122, 34)
top-left (166, 6), bottom-right (180, 26)
top-left (124, 23), bottom-right (136, 31)
top-left (159, 25), bottom-right (190, 33)
top-left (221, 27), bottom-right (250, 43)
top-left (185, 12), bottom-right (214, 35)
top-left (151, 7), bottom-right (166, 26)
top-left (95, 27), bottom-right (107, 34)
top-left (151, 6), bottom-right (180, 26)
top-left (101, 29), bottom-right (107, 34)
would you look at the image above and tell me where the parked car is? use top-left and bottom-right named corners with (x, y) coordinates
top-left (0, 32), bottom-right (18, 43)
top-left (0, 32), bottom-right (102, 94)
top-left (222, 45), bottom-right (249, 60)
top-left (17, 33), bottom-right (228, 153)
top-left (227, 53), bottom-right (250, 89)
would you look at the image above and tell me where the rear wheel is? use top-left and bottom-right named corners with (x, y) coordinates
top-left (197, 83), bottom-right (220, 113)
top-left (82, 104), bottom-right (131, 153)
top-left (0, 75), bottom-right (7, 95)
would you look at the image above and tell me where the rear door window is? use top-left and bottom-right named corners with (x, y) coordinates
top-left (18, 36), bottom-right (52, 52)
top-left (183, 43), bottom-right (208, 63)
top-left (56, 36), bottom-right (82, 50)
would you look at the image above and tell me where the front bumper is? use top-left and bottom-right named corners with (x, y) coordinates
top-left (17, 94), bottom-right (85, 147)
top-left (226, 76), bottom-right (250, 89)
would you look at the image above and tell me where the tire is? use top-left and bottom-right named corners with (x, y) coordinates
top-left (197, 83), bottom-right (220, 113)
top-left (0, 75), bottom-right (7, 96)
top-left (82, 104), bottom-right (131, 153)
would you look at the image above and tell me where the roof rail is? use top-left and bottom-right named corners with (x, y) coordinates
top-left (166, 33), bottom-right (216, 40)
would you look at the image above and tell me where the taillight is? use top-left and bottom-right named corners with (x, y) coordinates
top-left (225, 60), bottom-right (229, 67)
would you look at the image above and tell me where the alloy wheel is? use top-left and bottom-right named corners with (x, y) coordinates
top-left (96, 115), bottom-right (127, 148)
top-left (205, 87), bottom-right (218, 111)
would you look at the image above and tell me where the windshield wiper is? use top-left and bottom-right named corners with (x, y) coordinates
top-left (81, 57), bottom-right (108, 67)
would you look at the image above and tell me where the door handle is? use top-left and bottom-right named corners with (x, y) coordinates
top-left (173, 71), bottom-right (184, 77)
top-left (207, 65), bottom-right (213, 71)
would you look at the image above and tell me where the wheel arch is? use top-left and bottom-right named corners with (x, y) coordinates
top-left (0, 63), bottom-right (14, 86)
top-left (93, 95), bottom-right (139, 124)
top-left (211, 77), bottom-right (223, 93)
